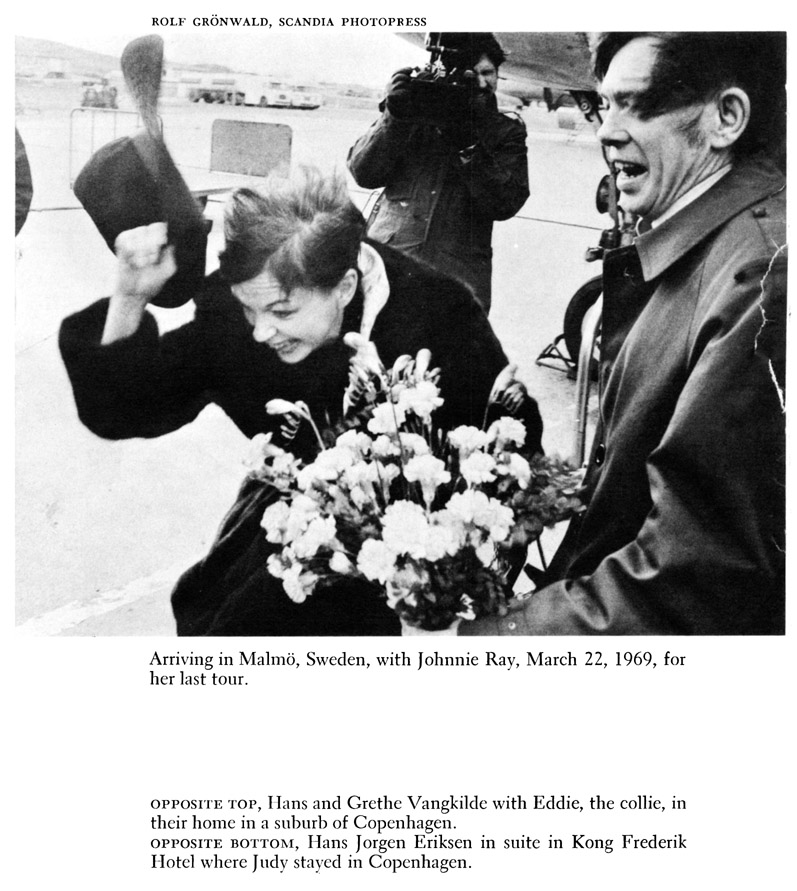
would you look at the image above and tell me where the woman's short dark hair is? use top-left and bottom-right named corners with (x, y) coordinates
top-left (591, 32), bottom-right (786, 162)
top-left (219, 167), bottom-right (366, 289)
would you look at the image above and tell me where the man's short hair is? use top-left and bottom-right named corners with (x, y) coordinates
top-left (591, 32), bottom-right (786, 162)
top-left (439, 32), bottom-right (506, 72)
top-left (219, 168), bottom-right (366, 289)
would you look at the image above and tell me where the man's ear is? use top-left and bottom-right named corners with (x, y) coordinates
top-left (334, 268), bottom-right (358, 308)
top-left (710, 87), bottom-right (751, 150)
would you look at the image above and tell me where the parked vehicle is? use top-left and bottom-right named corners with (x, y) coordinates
top-left (81, 83), bottom-right (118, 109)
top-left (218, 78), bottom-right (293, 107)
top-left (180, 72), bottom-right (322, 109)
top-left (189, 75), bottom-right (237, 103)
top-left (223, 74), bottom-right (262, 106)
top-left (261, 81), bottom-right (293, 107)
top-left (289, 85), bottom-right (322, 109)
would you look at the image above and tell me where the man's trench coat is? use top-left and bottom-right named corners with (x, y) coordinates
top-left (465, 158), bottom-right (787, 635)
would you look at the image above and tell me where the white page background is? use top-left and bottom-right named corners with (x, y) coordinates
top-left (9, 4), bottom-right (795, 889)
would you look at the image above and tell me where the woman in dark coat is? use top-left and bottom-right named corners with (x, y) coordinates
top-left (59, 170), bottom-right (542, 635)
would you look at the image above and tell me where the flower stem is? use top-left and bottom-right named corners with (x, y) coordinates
top-left (295, 401), bottom-right (327, 452)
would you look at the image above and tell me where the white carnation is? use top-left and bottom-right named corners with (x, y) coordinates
top-left (448, 490), bottom-right (514, 539)
top-left (398, 432), bottom-right (431, 456)
top-left (296, 447), bottom-right (355, 490)
top-left (336, 429), bottom-right (373, 455)
top-left (501, 452), bottom-right (532, 489)
top-left (460, 451), bottom-right (497, 485)
top-left (397, 379), bottom-right (444, 421)
top-left (403, 454), bottom-right (451, 506)
top-left (261, 500), bottom-right (291, 543)
top-left (329, 551), bottom-right (354, 574)
top-left (424, 520), bottom-right (462, 562)
top-left (381, 501), bottom-right (431, 559)
top-left (292, 515), bottom-right (338, 559)
top-left (356, 539), bottom-right (397, 584)
top-left (372, 434), bottom-right (401, 458)
top-left (284, 494), bottom-right (323, 540)
top-left (475, 541), bottom-right (496, 566)
top-left (282, 564), bottom-right (317, 603)
top-left (367, 401), bottom-right (406, 435)
top-left (487, 416), bottom-right (527, 449)
top-left (448, 425), bottom-right (490, 457)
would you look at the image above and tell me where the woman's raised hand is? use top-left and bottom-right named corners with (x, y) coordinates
top-left (114, 222), bottom-right (177, 303)
top-left (102, 222), bottom-right (177, 345)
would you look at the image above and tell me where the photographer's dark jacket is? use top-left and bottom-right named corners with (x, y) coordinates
top-left (347, 96), bottom-right (529, 314)
top-left (59, 241), bottom-right (543, 636)
top-left (463, 159), bottom-right (786, 636)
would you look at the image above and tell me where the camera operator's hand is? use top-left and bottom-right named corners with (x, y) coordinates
top-left (384, 67), bottom-right (416, 120)
top-left (442, 73), bottom-right (492, 150)
top-left (443, 105), bottom-right (488, 152)
top-left (443, 120), bottom-right (478, 151)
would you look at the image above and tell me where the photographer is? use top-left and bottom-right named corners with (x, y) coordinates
top-left (347, 33), bottom-right (529, 315)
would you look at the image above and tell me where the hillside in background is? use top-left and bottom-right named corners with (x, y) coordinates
top-left (16, 36), bottom-right (120, 76)
top-left (15, 34), bottom-right (382, 112)
top-left (15, 35), bottom-right (232, 78)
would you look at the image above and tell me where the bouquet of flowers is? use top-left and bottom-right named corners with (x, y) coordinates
top-left (246, 335), bottom-right (584, 632)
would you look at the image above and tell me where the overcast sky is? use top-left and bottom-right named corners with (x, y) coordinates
top-left (14, 8), bottom-right (788, 85)
top-left (16, 27), bottom-right (430, 86)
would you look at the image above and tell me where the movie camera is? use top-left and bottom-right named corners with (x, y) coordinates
top-left (399, 32), bottom-right (491, 123)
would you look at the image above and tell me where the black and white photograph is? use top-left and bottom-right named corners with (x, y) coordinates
top-left (9, 8), bottom-right (794, 890)
top-left (15, 25), bottom-right (786, 638)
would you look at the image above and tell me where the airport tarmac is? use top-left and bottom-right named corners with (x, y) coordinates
top-left (15, 84), bottom-right (606, 635)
